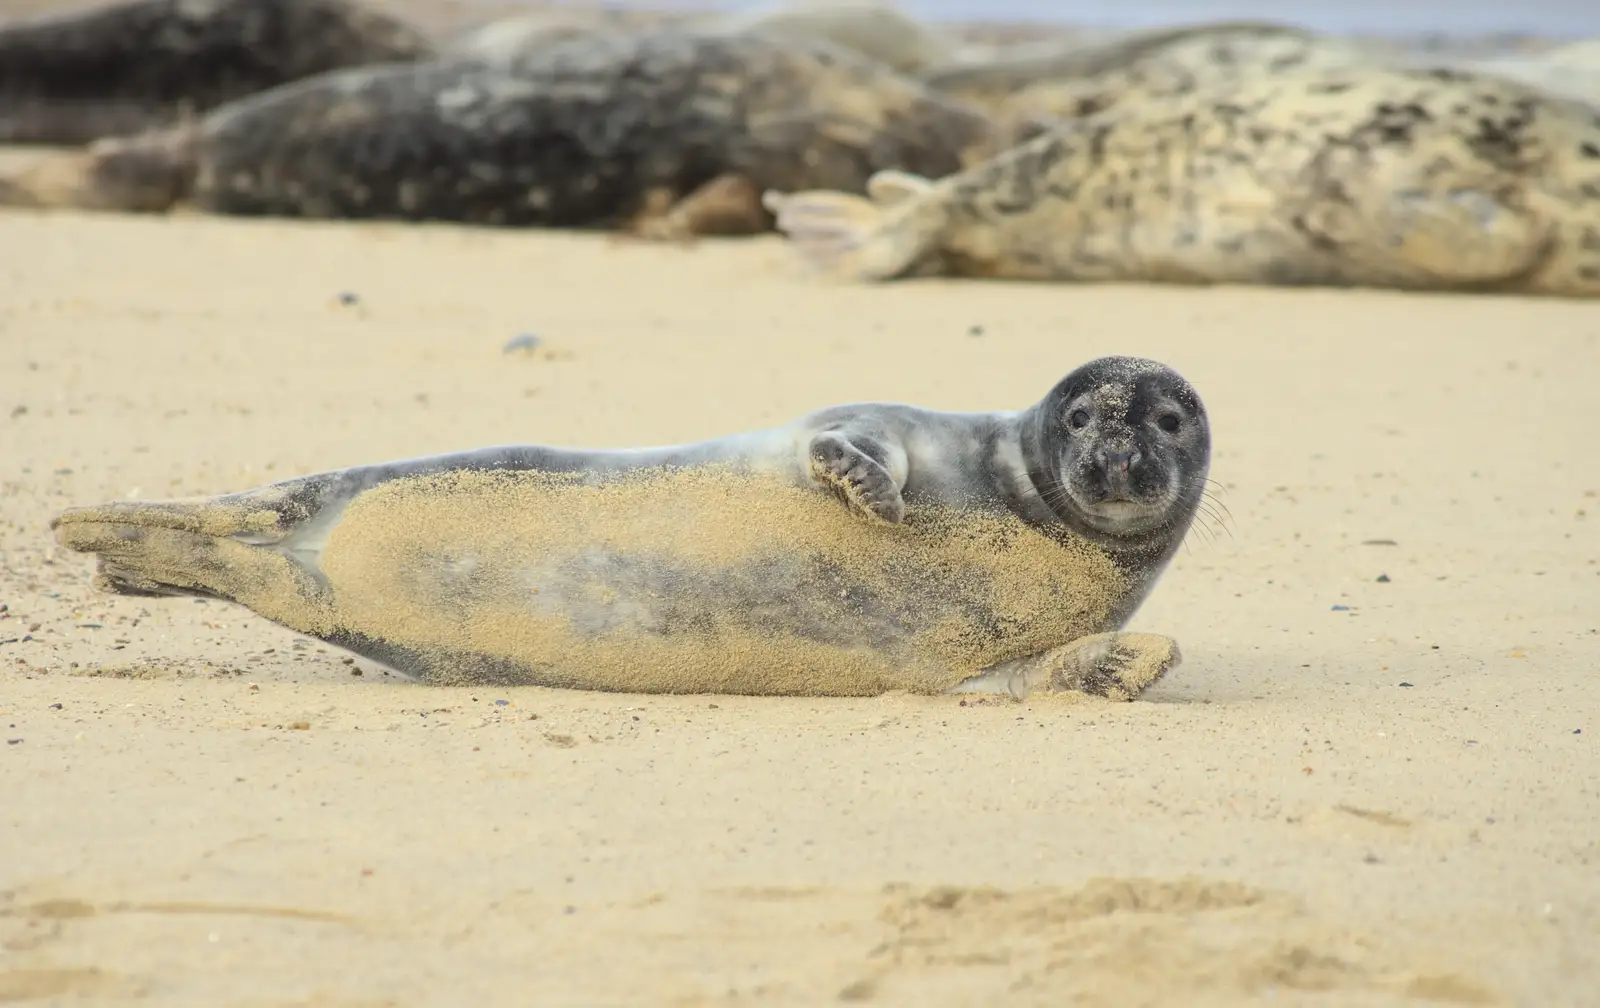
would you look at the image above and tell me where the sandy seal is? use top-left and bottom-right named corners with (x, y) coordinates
top-left (0, 0), bottom-right (435, 145)
top-left (0, 28), bottom-right (998, 239)
top-left (50, 356), bottom-right (1210, 700)
top-left (767, 64), bottom-right (1600, 297)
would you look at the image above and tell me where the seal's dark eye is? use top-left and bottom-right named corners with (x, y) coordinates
top-left (1069, 409), bottom-right (1090, 429)
top-left (1157, 413), bottom-right (1181, 433)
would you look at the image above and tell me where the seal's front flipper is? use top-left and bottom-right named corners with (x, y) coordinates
top-left (807, 431), bottom-right (907, 525)
top-left (763, 179), bottom-right (947, 281)
top-left (629, 173), bottom-right (770, 242)
top-left (950, 632), bottom-right (1182, 701)
top-left (50, 481), bottom-right (339, 634)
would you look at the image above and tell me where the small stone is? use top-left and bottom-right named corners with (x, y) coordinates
top-left (6, 739), bottom-right (20, 745)
top-left (289, 722), bottom-right (310, 731)
top-left (1376, 574), bottom-right (1391, 583)
top-left (967, 324), bottom-right (985, 337)
top-left (503, 332), bottom-right (542, 354)
top-left (1398, 681), bottom-right (1414, 687)
top-left (336, 291), bottom-right (359, 306)
top-left (8, 405), bottom-right (25, 419)
top-left (49, 703), bottom-right (62, 710)
top-left (494, 699), bottom-right (509, 706)
top-left (1330, 605), bottom-right (1351, 612)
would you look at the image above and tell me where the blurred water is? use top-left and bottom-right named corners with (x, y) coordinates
top-left (659, 0), bottom-right (1599, 37)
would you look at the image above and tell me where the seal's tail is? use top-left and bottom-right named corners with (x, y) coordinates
top-left (50, 482), bottom-right (337, 633)
top-left (0, 126), bottom-right (197, 213)
top-left (763, 169), bottom-right (949, 282)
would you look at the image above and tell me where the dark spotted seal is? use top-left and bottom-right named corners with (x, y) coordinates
top-left (0, 28), bottom-right (999, 239)
top-left (767, 65), bottom-right (1600, 297)
top-left (0, 0), bottom-right (435, 145)
top-left (51, 356), bottom-right (1210, 700)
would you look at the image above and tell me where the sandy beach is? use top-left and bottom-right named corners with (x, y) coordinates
top-left (0, 205), bottom-right (1595, 1005)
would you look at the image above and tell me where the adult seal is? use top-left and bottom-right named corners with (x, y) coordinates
top-left (0, 28), bottom-right (998, 239)
top-left (767, 64), bottom-right (1600, 297)
top-left (51, 357), bottom-right (1211, 700)
top-left (0, 0), bottom-right (435, 145)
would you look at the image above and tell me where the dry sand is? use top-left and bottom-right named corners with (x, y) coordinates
top-left (0, 205), bottom-right (1595, 1006)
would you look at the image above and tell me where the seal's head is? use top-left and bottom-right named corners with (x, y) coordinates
top-left (1026, 356), bottom-right (1210, 546)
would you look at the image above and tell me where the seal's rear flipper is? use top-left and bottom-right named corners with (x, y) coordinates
top-left (0, 126), bottom-right (196, 212)
top-left (50, 482), bottom-right (339, 634)
top-left (949, 632), bottom-right (1182, 701)
top-left (764, 176), bottom-right (947, 281)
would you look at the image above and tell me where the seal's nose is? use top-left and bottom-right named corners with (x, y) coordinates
top-left (1097, 447), bottom-right (1142, 497)
top-left (1103, 449), bottom-right (1139, 473)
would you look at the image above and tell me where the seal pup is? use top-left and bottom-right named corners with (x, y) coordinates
top-left (0, 0), bottom-right (435, 145)
top-left (766, 65), bottom-right (1600, 297)
top-left (0, 28), bottom-right (999, 239)
top-left (51, 357), bottom-right (1209, 700)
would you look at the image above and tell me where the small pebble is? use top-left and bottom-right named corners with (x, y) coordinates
top-left (494, 699), bottom-right (509, 707)
top-left (6, 739), bottom-right (20, 745)
top-left (1398, 681), bottom-right (1414, 687)
top-left (49, 703), bottom-right (62, 710)
top-left (336, 291), bottom-right (360, 306)
top-left (8, 406), bottom-right (25, 419)
top-left (503, 332), bottom-right (542, 354)
top-left (1376, 574), bottom-right (1391, 583)
top-left (289, 722), bottom-right (310, 731)
top-left (967, 324), bottom-right (985, 337)
top-left (1331, 604), bottom-right (1351, 611)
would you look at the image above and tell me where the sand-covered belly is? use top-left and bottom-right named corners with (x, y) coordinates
top-left (317, 466), bottom-right (1125, 694)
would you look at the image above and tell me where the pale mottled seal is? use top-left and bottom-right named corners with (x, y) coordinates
top-left (51, 356), bottom-right (1210, 700)
top-left (767, 65), bottom-right (1600, 297)
top-left (0, 0), bottom-right (435, 145)
top-left (0, 28), bottom-right (998, 238)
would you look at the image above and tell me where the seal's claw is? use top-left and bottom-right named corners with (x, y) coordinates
top-left (807, 431), bottom-right (906, 526)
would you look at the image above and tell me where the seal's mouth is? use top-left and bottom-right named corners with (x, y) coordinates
top-left (1081, 497), bottom-right (1164, 527)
